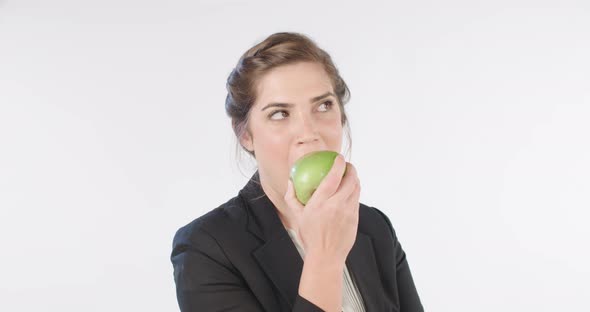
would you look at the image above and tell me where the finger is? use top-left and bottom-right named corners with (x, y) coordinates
top-left (284, 179), bottom-right (304, 214)
top-left (347, 179), bottom-right (361, 205)
top-left (332, 162), bottom-right (358, 202)
top-left (345, 183), bottom-right (361, 222)
top-left (309, 154), bottom-right (347, 202)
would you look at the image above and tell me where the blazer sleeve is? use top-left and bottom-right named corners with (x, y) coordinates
top-left (374, 209), bottom-right (425, 312)
top-left (171, 224), bottom-right (325, 312)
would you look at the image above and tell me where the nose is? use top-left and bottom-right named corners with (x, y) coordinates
top-left (295, 112), bottom-right (320, 146)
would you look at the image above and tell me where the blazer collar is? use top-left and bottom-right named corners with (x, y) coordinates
top-left (238, 170), bottom-right (388, 311)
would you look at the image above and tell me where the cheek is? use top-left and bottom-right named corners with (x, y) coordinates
top-left (325, 118), bottom-right (343, 136)
top-left (255, 131), bottom-right (291, 175)
top-left (323, 120), bottom-right (344, 148)
top-left (254, 130), bottom-right (290, 154)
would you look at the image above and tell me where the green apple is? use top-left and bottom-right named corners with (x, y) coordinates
top-left (290, 150), bottom-right (347, 205)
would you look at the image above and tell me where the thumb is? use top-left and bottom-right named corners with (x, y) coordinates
top-left (284, 179), bottom-right (304, 216)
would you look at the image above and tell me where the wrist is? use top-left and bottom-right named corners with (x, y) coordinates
top-left (303, 251), bottom-right (346, 271)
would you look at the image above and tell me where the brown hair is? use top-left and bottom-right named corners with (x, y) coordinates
top-left (224, 32), bottom-right (353, 172)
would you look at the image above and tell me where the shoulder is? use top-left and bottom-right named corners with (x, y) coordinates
top-left (359, 203), bottom-right (398, 238)
top-left (357, 203), bottom-right (408, 281)
top-left (172, 195), bottom-right (247, 250)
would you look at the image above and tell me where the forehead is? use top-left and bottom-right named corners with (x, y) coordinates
top-left (254, 62), bottom-right (334, 105)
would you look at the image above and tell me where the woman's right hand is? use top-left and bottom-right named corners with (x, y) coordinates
top-left (284, 154), bottom-right (361, 263)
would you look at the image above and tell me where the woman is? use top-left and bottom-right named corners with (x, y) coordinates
top-left (171, 32), bottom-right (424, 312)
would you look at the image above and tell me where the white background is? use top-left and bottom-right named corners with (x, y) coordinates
top-left (1, 0), bottom-right (589, 311)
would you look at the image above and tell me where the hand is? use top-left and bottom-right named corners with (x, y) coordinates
top-left (284, 154), bottom-right (361, 262)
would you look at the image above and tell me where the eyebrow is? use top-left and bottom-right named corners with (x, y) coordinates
top-left (261, 92), bottom-right (335, 111)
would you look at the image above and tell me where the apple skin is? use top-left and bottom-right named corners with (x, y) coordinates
top-left (290, 150), bottom-right (347, 205)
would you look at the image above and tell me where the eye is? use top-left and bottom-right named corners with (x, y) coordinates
top-left (318, 100), bottom-right (334, 112)
top-left (269, 110), bottom-right (289, 120)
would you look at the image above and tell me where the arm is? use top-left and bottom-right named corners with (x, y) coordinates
top-left (171, 226), bottom-right (325, 312)
top-left (298, 252), bottom-right (345, 312)
top-left (374, 209), bottom-right (425, 312)
top-left (171, 226), bottom-right (264, 311)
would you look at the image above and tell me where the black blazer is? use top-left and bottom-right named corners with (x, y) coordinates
top-left (171, 171), bottom-right (424, 311)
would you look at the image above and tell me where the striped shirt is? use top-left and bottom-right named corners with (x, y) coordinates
top-left (285, 228), bottom-right (367, 312)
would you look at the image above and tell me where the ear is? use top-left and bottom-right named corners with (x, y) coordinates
top-left (239, 130), bottom-right (254, 153)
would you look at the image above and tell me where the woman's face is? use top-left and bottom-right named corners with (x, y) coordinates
top-left (241, 61), bottom-right (343, 197)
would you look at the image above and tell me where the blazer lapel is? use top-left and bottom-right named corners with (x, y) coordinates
top-left (240, 171), bottom-right (304, 309)
top-left (239, 171), bottom-right (388, 311)
top-left (346, 231), bottom-right (389, 311)
top-left (252, 231), bottom-right (305, 309)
